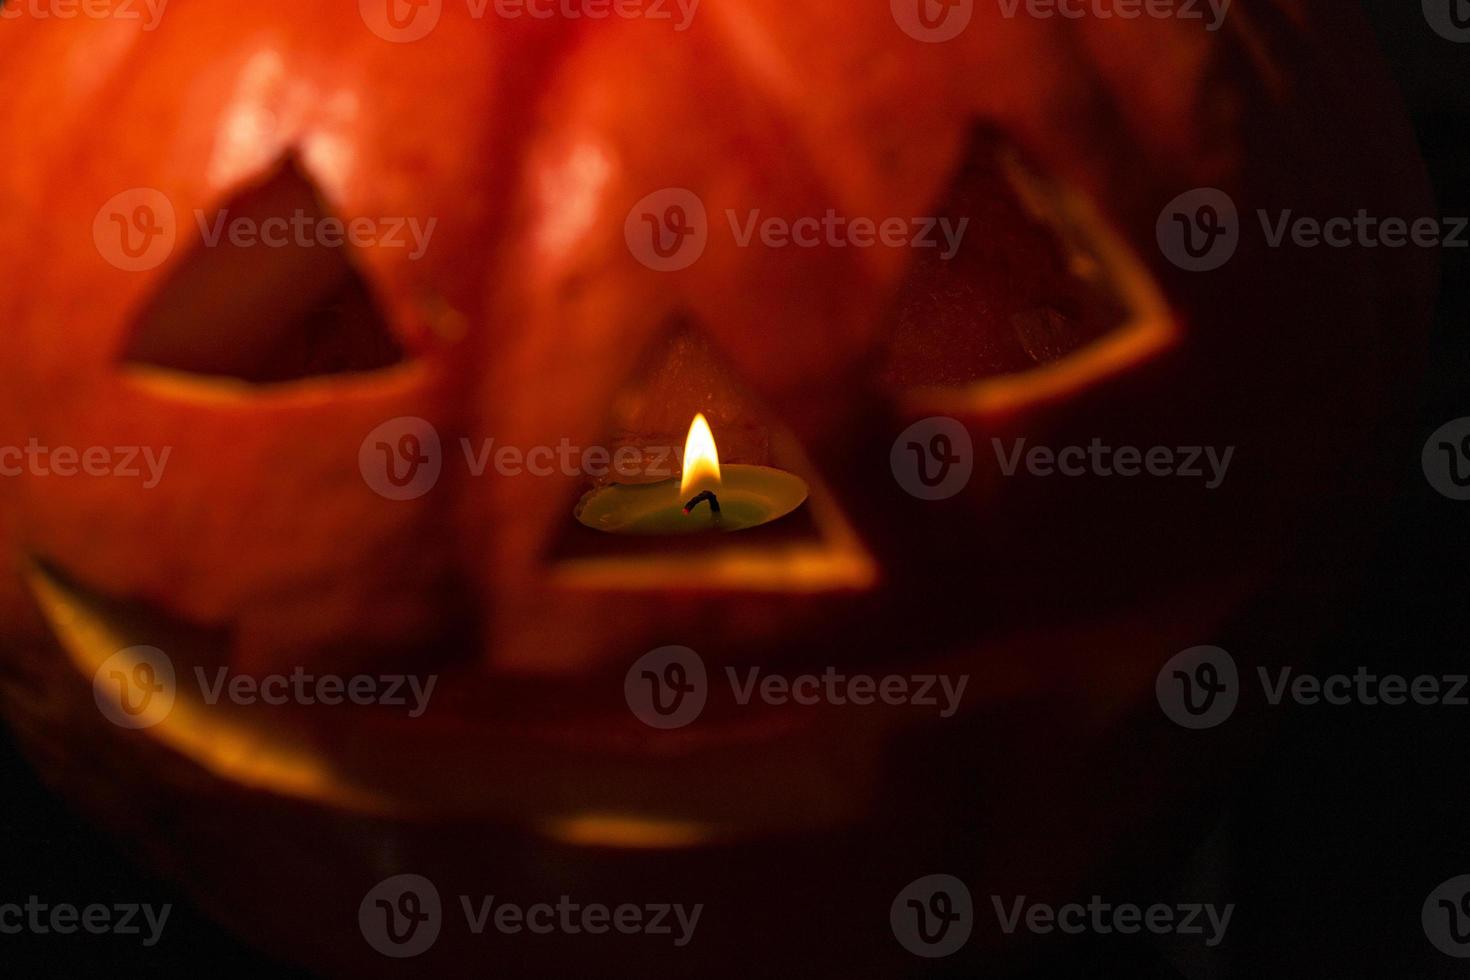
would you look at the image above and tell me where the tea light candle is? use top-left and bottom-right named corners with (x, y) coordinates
top-left (575, 414), bottom-right (808, 535)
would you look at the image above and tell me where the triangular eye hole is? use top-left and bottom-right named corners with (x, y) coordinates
top-left (877, 128), bottom-right (1174, 413)
top-left (121, 159), bottom-right (405, 384)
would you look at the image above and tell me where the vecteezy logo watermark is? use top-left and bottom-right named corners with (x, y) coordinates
top-left (0, 440), bottom-right (171, 488)
top-left (891, 876), bottom-right (1233, 957)
top-left (1424, 875), bottom-right (1470, 958)
top-left (485, 0), bottom-right (699, 28)
top-left (625, 190), bottom-right (970, 272)
top-left (93, 648), bottom-right (438, 729)
top-left (192, 209), bottom-right (436, 259)
top-left (0, 0), bottom-right (169, 30)
top-left (728, 666), bottom-right (968, 717)
top-left (359, 0), bottom-right (444, 42)
top-left (95, 187), bottom-right (437, 271)
top-left (625, 647), bottom-right (970, 730)
top-left (992, 895), bottom-right (1234, 948)
top-left (992, 438), bottom-right (1234, 489)
top-left (1156, 188), bottom-right (1240, 272)
top-left (359, 875), bottom-right (702, 957)
top-left (625, 646), bottom-right (708, 730)
top-left (460, 895), bottom-right (701, 947)
top-left (94, 646), bottom-right (177, 730)
top-left (995, 0), bottom-right (1231, 31)
top-left (891, 875), bottom-right (974, 958)
top-left (1257, 667), bottom-right (1470, 709)
top-left (725, 210), bottom-right (969, 259)
top-left (891, 0), bottom-right (974, 43)
top-left (360, 0), bottom-right (698, 41)
top-left (94, 188), bottom-right (177, 273)
top-left (1159, 187), bottom-right (1470, 271)
top-left (361, 417), bottom-right (444, 501)
top-left (1158, 647), bottom-right (1470, 730)
top-left (625, 188), bottom-right (709, 272)
top-left (1423, 417), bottom-right (1470, 501)
top-left (0, 898), bottom-right (171, 946)
top-left (360, 874), bottom-right (443, 958)
top-left (360, 417), bottom-right (691, 501)
top-left (1257, 210), bottom-right (1468, 250)
top-left (891, 417), bottom-right (975, 501)
top-left (1156, 646), bottom-right (1239, 730)
top-left (195, 667), bottom-right (437, 717)
top-left (1424, 0), bottom-right (1470, 43)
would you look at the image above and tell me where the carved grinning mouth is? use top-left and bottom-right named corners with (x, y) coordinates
top-left (27, 558), bottom-right (389, 809)
top-left (24, 559), bottom-right (892, 847)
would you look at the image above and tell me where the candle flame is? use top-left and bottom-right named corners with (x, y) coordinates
top-left (680, 413), bottom-right (722, 497)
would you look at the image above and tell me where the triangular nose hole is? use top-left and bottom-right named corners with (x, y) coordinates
top-left (545, 320), bottom-right (876, 593)
top-left (604, 321), bottom-right (773, 475)
top-left (121, 158), bottom-right (405, 384)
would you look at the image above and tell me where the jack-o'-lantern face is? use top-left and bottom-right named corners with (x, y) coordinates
top-left (0, 0), bottom-right (1431, 848)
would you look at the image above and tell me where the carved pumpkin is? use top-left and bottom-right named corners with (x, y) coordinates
top-left (0, 0), bottom-right (1431, 973)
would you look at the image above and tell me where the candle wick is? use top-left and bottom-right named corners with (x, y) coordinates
top-left (683, 490), bottom-right (721, 517)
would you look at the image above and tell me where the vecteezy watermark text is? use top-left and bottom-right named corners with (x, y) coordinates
top-left (195, 667), bottom-right (437, 717)
top-left (1158, 188), bottom-right (1469, 271)
top-left (359, 0), bottom-right (699, 43)
top-left (359, 874), bottom-right (702, 958)
top-left (360, 417), bottom-right (689, 501)
top-left (891, 0), bottom-right (1227, 43)
top-left (725, 209), bottom-right (969, 260)
top-left (460, 895), bottom-right (701, 946)
top-left (481, 0), bottom-right (698, 28)
top-left (992, 437), bottom-right (1234, 489)
top-left (0, 898), bottom-right (171, 946)
top-left (889, 874), bottom-right (1232, 959)
top-left (93, 188), bottom-right (437, 272)
top-left (0, 0), bottom-right (168, 29)
top-left (0, 440), bottom-right (170, 488)
top-left (624, 189), bottom-right (971, 272)
top-left (625, 646), bottom-right (969, 729)
top-left (193, 209), bottom-right (437, 260)
top-left (889, 419), bottom-right (1235, 500)
top-left (995, 0), bottom-right (1230, 31)
top-left (1157, 646), bottom-right (1470, 730)
top-left (992, 894), bottom-right (1233, 947)
top-left (727, 666), bottom-right (968, 717)
top-left (93, 646), bottom-right (437, 729)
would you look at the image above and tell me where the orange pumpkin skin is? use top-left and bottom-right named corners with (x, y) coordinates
top-left (0, 1), bottom-right (1432, 974)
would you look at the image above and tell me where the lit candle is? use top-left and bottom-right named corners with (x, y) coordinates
top-left (575, 414), bottom-right (808, 535)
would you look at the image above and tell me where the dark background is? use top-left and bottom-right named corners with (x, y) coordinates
top-left (1, 2), bottom-right (1466, 976)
